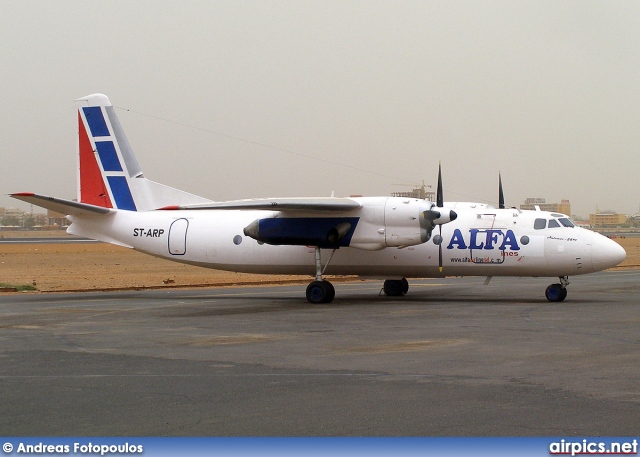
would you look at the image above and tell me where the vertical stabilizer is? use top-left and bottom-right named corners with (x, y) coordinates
top-left (75, 94), bottom-right (212, 211)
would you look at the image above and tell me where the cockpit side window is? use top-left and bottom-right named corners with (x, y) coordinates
top-left (559, 218), bottom-right (575, 228)
top-left (534, 218), bottom-right (546, 230)
top-left (548, 219), bottom-right (560, 228)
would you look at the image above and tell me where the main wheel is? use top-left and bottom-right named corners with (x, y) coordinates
top-left (306, 280), bottom-right (335, 304)
top-left (545, 283), bottom-right (567, 302)
top-left (383, 279), bottom-right (405, 297)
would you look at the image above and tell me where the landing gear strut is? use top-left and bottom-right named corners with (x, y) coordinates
top-left (382, 278), bottom-right (409, 296)
top-left (306, 247), bottom-right (336, 304)
top-left (545, 276), bottom-right (569, 302)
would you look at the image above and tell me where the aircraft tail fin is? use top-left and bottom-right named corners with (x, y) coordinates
top-left (75, 94), bottom-right (212, 211)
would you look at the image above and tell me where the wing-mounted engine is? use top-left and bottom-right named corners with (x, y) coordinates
top-left (233, 197), bottom-right (439, 250)
top-left (241, 166), bottom-right (457, 252)
top-left (242, 197), bottom-right (457, 251)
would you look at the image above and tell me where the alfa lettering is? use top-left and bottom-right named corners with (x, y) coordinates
top-left (447, 229), bottom-right (520, 251)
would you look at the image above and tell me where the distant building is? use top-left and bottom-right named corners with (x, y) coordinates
top-left (520, 198), bottom-right (571, 215)
top-left (0, 207), bottom-right (52, 229)
top-left (628, 215), bottom-right (640, 227)
top-left (47, 209), bottom-right (69, 226)
top-left (391, 183), bottom-right (435, 201)
top-left (589, 212), bottom-right (628, 228)
top-left (0, 207), bottom-right (25, 227)
top-left (3, 207), bottom-right (25, 219)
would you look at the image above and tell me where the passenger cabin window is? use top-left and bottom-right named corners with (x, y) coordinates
top-left (559, 218), bottom-right (575, 228)
top-left (548, 219), bottom-right (561, 228)
top-left (534, 218), bottom-right (546, 230)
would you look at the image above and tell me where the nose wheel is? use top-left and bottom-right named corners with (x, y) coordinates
top-left (545, 276), bottom-right (569, 302)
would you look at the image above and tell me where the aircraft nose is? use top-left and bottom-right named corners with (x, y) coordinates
top-left (590, 233), bottom-right (626, 271)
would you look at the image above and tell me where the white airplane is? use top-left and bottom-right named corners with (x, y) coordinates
top-left (12, 94), bottom-right (626, 303)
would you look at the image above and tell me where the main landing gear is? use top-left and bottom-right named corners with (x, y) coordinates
top-left (545, 276), bottom-right (569, 302)
top-left (305, 247), bottom-right (337, 304)
top-left (304, 245), bottom-right (412, 303)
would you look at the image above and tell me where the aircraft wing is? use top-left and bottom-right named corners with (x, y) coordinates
top-left (159, 197), bottom-right (362, 212)
top-left (10, 193), bottom-right (113, 216)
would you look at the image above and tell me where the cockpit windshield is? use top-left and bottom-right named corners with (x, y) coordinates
top-left (534, 217), bottom-right (576, 230)
top-left (558, 217), bottom-right (575, 228)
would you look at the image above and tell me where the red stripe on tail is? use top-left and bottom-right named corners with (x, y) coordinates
top-left (78, 112), bottom-right (113, 208)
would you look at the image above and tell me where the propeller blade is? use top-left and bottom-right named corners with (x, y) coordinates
top-left (437, 162), bottom-right (443, 208)
top-left (437, 164), bottom-right (444, 271)
top-left (427, 162), bottom-right (452, 271)
top-left (498, 173), bottom-right (505, 209)
top-left (438, 224), bottom-right (443, 272)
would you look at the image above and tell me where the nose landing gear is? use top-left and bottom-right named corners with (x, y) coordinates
top-left (545, 276), bottom-right (569, 302)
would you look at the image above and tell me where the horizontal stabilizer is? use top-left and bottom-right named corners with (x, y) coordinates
top-left (10, 193), bottom-right (113, 216)
top-left (159, 197), bottom-right (362, 212)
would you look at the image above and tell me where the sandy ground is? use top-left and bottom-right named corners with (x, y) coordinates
top-left (0, 231), bottom-right (346, 292)
top-left (0, 230), bottom-right (637, 292)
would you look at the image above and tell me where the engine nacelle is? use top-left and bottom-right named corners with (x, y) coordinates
top-left (242, 197), bottom-right (457, 251)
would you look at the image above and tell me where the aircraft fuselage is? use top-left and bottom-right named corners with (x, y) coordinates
top-left (67, 198), bottom-right (623, 279)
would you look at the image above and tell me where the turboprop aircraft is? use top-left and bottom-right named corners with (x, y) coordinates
top-left (11, 94), bottom-right (626, 303)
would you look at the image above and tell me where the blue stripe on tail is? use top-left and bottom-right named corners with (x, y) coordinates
top-left (95, 141), bottom-right (123, 172)
top-left (106, 176), bottom-right (137, 211)
top-left (82, 107), bottom-right (110, 137)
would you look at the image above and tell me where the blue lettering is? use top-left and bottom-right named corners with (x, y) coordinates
top-left (499, 229), bottom-right (520, 250)
top-left (469, 229), bottom-right (484, 250)
top-left (485, 230), bottom-right (502, 250)
top-left (447, 229), bottom-right (467, 249)
top-left (448, 228), bottom-right (521, 251)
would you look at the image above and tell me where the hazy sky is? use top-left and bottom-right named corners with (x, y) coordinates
top-left (2, 1), bottom-right (639, 219)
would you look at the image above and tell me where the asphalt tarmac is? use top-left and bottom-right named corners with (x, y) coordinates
top-left (1, 271), bottom-right (638, 436)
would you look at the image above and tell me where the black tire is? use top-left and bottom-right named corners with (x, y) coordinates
top-left (559, 287), bottom-right (568, 302)
top-left (545, 283), bottom-right (567, 302)
top-left (383, 279), bottom-right (405, 297)
top-left (325, 281), bottom-right (335, 303)
top-left (401, 277), bottom-right (409, 294)
top-left (306, 280), bottom-right (334, 304)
